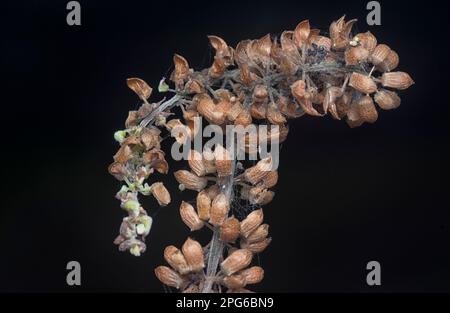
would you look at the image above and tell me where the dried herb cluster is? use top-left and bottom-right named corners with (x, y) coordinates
top-left (109, 16), bottom-right (414, 292)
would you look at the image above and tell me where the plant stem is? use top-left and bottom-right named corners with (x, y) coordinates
top-left (202, 158), bottom-right (236, 293)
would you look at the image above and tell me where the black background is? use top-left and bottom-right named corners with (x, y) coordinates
top-left (1, 0), bottom-right (449, 293)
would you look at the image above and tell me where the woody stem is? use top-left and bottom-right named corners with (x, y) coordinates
top-left (202, 158), bottom-right (236, 293)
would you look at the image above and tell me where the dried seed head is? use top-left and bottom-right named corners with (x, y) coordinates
top-left (174, 170), bottom-right (208, 191)
top-left (154, 266), bottom-right (187, 289)
top-left (150, 182), bottom-right (171, 206)
top-left (164, 246), bottom-right (190, 275)
top-left (246, 224), bottom-right (269, 243)
top-left (354, 31), bottom-right (377, 52)
top-left (220, 249), bottom-right (253, 276)
top-left (182, 237), bottom-right (205, 272)
top-left (220, 217), bottom-right (241, 243)
top-left (214, 144), bottom-right (233, 177)
top-left (241, 237), bottom-right (272, 253)
top-left (209, 193), bottom-right (229, 226)
top-left (349, 72), bottom-right (378, 94)
top-left (381, 72), bottom-right (415, 90)
top-left (370, 44), bottom-right (391, 66)
top-left (223, 274), bottom-right (246, 289)
top-left (126, 78), bottom-right (152, 100)
top-left (180, 201), bottom-right (204, 231)
top-left (196, 190), bottom-right (211, 221)
top-left (244, 157), bottom-right (273, 185)
top-left (374, 89), bottom-right (401, 110)
top-left (378, 50), bottom-right (399, 72)
top-left (240, 209), bottom-right (264, 238)
top-left (188, 150), bottom-right (207, 177)
top-left (239, 266), bottom-right (264, 285)
top-left (345, 46), bottom-right (369, 65)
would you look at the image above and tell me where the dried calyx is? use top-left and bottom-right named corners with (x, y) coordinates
top-left (110, 16), bottom-right (413, 291)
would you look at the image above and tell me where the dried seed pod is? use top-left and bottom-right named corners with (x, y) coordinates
top-left (174, 170), bottom-right (208, 191)
top-left (253, 85), bottom-right (268, 102)
top-left (235, 109), bottom-right (252, 127)
top-left (150, 182), bottom-right (171, 206)
top-left (250, 102), bottom-right (267, 120)
top-left (349, 72), bottom-right (378, 94)
top-left (346, 101), bottom-right (364, 128)
top-left (249, 187), bottom-right (275, 205)
top-left (324, 86), bottom-right (344, 119)
top-left (188, 150), bottom-right (207, 177)
top-left (209, 58), bottom-right (226, 78)
top-left (183, 284), bottom-right (200, 293)
top-left (354, 31), bottom-right (377, 52)
top-left (171, 54), bottom-right (191, 88)
top-left (180, 201), bottom-right (204, 231)
top-left (182, 237), bottom-right (205, 272)
top-left (208, 35), bottom-right (233, 63)
top-left (241, 237), bottom-right (272, 253)
top-left (223, 274), bottom-right (246, 289)
top-left (291, 80), bottom-right (306, 99)
top-left (125, 111), bottom-right (139, 128)
top-left (267, 103), bottom-right (287, 125)
top-left (108, 162), bottom-right (125, 181)
top-left (214, 144), bottom-right (233, 177)
top-left (258, 171), bottom-right (278, 189)
top-left (293, 20), bottom-right (310, 48)
top-left (220, 249), bottom-right (253, 276)
top-left (154, 266), bottom-right (187, 289)
top-left (227, 100), bottom-right (244, 121)
top-left (345, 46), bottom-right (369, 65)
top-left (378, 50), bottom-right (399, 72)
top-left (330, 16), bottom-right (357, 51)
top-left (357, 96), bottom-right (378, 123)
top-left (381, 72), bottom-right (415, 90)
top-left (202, 150), bottom-right (216, 174)
top-left (239, 266), bottom-right (264, 285)
top-left (164, 246), bottom-right (190, 275)
top-left (196, 190), bottom-right (211, 221)
top-left (246, 224), bottom-right (269, 244)
top-left (210, 193), bottom-right (229, 226)
top-left (205, 184), bottom-right (220, 200)
top-left (308, 35), bottom-right (332, 51)
top-left (126, 78), bottom-right (152, 101)
top-left (244, 157), bottom-right (273, 185)
top-left (140, 127), bottom-right (161, 150)
top-left (370, 44), bottom-right (391, 66)
top-left (185, 79), bottom-right (204, 94)
top-left (220, 217), bottom-right (241, 243)
top-left (240, 209), bottom-right (264, 238)
top-left (196, 94), bottom-right (225, 124)
top-left (114, 145), bottom-right (133, 163)
top-left (374, 89), bottom-right (401, 110)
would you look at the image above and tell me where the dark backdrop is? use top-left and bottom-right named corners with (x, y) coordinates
top-left (1, 0), bottom-right (449, 292)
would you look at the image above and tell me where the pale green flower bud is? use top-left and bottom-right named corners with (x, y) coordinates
top-left (130, 244), bottom-right (141, 257)
top-left (122, 200), bottom-right (140, 216)
top-left (158, 78), bottom-right (170, 93)
top-left (114, 130), bottom-right (127, 143)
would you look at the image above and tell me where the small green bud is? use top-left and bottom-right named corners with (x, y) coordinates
top-left (158, 78), bottom-right (170, 93)
top-left (136, 224), bottom-right (146, 235)
top-left (114, 130), bottom-right (127, 143)
top-left (139, 183), bottom-right (152, 196)
top-left (130, 244), bottom-right (141, 257)
top-left (122, 200), bottom-right (140, 216)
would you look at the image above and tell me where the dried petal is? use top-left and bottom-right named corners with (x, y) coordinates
top-left (126, 78), bottom-right (152, 100)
